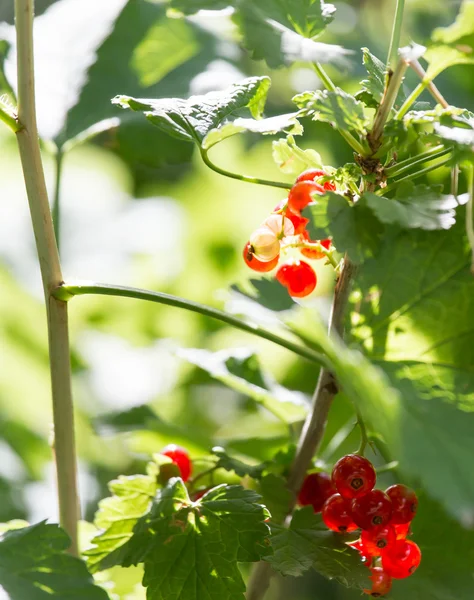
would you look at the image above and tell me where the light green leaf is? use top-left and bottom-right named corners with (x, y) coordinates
top-left (272, 134), bottom-right (323, 175)
top-left (259, 473), bottom-right (292, 523)
top-left (351, 222), bottom-right (474, 520)
top-left (357, 47), bottom-right (406, 109)
top-left (112, 76), bottom-right (271, 145)
top-left (304, 192), bottom-right (384, 264)
top-left (116, 479), bottom-right (271, 600)
top-left (177, 347), bottom-right (309, 423)
top-left (212, 446), bottom-right (266, 479)
top-left (169, 0), bottom-right (231, 14)
top-left (424, 45), bottom-right (474, 81)
top-left (85, 475), bottom-right (157, 573)
top-left (266, 507), bottom-right (367, 587)
top-left (203, 111), bottom-right (303, 150)
top-left (0, 522), bottom-right (109, 599)
top-left (363, 182), bottom-right (466, 231)
top-left (294, 88), bottom-right (369, 136)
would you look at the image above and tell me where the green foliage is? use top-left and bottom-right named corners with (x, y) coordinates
top-left (231, 277), bottom-right (297, 312)
top-left (363, 183), bottom-right (465, 230)
top-left (177, 347), bottom-right (309, 423)
top-left (170, 0), bottom-right (350, 68)
top-left (272, 134), bottom-right (323, 175)
top-left (113, 77), bottom-right (274, 147)
top-left (356, 48), bottom-right (405, 109)
top-left (266, 507), bottom-right (367, 587)
top-left (101, 478), bottom-right (271, 600)
top-left (294, 89), bottom-right (369, 136)
top-left (305, 192), bottom-right (384, 264)
top-left (86, 475), bottom-right (157, 573)
top-left (212, 446), bottom-right (266, 479)
top-left (351, 222), bottom-right (474, 520)
top-left (0, 522), bottom-right (108, 599)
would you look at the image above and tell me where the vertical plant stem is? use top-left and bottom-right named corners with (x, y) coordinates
top-left (15, 0), bottom-right (79, 555)
top-left (466, 164), bottom-right (474, 275)
top-left (52, 149), bottom-right (64, 254)
top-left (387, 0), bottom-right (405, 68)
top-left (245, 257), bottom-right (357, 600)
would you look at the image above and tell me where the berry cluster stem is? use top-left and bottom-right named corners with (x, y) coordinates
top-left (14, 0), bottom-right (78, 555)
top-left (246, 255), bottom-right (357, 600)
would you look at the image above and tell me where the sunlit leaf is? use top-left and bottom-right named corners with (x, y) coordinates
top-left (177, 347), bottom-right (309, 423)
top-left (112, 76), bottom-right (271, 146)
top-left (0, 522), bottom-right (109, 599)
top-left (212, 446), bottom-right (266, 478)
top-left (272, 134), bottom-right (323, 175)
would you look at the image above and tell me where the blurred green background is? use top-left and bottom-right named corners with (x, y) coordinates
top-left (0, 0), bottom-right (469, 598)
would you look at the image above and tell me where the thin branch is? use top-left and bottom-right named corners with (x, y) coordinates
top-left (381, 154), bottom-right (452, 194)
top-left (0, 102), bottom-right (21, 132)
top-left (200, 148), bottom-right (292, 191)
top-left (245, 256), bottom-right (357, 600)
top-left (409, 59), bottom-right (449, 108)
top-left (55, 281), bottom-right (330, 368)
top-left (15, 0), bottom-right (78, 555)
top-left (385, 145), bottom-right (452, 178)
top-left (387, 0), bottom-right (406, 68)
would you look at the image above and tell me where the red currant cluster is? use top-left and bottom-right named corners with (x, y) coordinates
top-left (160, 444), bottom-right (192, 481)
top-left (298, 454), bottom-right (421, 597)
top-left (243, 169), bottom-right (335, 298)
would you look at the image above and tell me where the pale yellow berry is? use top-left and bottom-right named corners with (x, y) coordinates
top-left (249, 227), bottom-right (281, 262)
top-left (261, 214), bottom-right (295, 238)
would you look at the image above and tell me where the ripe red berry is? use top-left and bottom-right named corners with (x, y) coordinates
top-left (385, 484), bottom-right (418, 524)
top-left (288, 181), bottom-right (324, 213)
top-left (382, 539), bottom-right (422, 579)
top-left (347, 539), bottom-right (372, 566)
top-left (363, 567), bottom-right (392, 597)
top-left (298, 472), bottom-right (336, 513)
top-left (322, 493), bottom-right (358, 533)
top-left (361, 525), bottom-right (396, 557)
top-left (301, 231), bottom-right (331, 260)
top-left (276, 260), bottom-right (317, 297)
top-left (272, 201), bottom-right (309, 234)
top-left (394, 523), bottom-right (411, 539)
top-left (243, 242), bottom-right (279, 272)
top-left (351, 490), bottom-right (393, 530)
top-left (161, 444), bottom-right (192, 482)
top-left (331, 454), bottom-right (376, 499)
top-left (295, 169), bottom-right (336, 191)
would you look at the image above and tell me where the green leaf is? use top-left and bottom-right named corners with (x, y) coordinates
top-left (363, 183), bottom-right (466, 231)
top-left (433, 111), bottom-right (474, 158)
top-left (351, 222), bottom-right (474, 520)
top-left (112, 76), bottom-right (271, 146)
top-left (357, 47), bottom-right (406, 109)
top-left (0, 522), bottom-right (109, 599)
top-left (266, 507), bottom-right (367, 587)
top-left (177, 347), bottom-right (309, 423)
top-left (203, 111), bottom-right (303, 150)
top-left (212, 446), bottom-right (266, 478)
top-left (272, 134), bottom-right (323, 175)
top-left (424, 45), bottom-right (474, 81)
top-left (85, 475), bottom-right (157, 573)
top-left (259, 473), bottom-right (292, 523)
top-left (169, 0), bottom-right (231, 14)
top-left (294, 88), bottom-right (369, 136)
top-left (118, 479), bottom-right (271, 600)
top-left (231, 277), bottom-right (297, 312)
top-left (304, 192), bottom-right (384, 264)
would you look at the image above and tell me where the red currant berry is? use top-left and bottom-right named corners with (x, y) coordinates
top-left (322, 493), bottom-right (358, 533)
top-left (161, 444), bottom-right (192, 482)
top-left (331, 454), bottom-right (376, 499)
top-left (288, 181), bottom-right (324, 213)
top-left (243, 242), bottom-right (279, 272)
top-left (301, 231), bottom-right (331, 260)
top-left (361, 525), bottom-right (396, 557)
top-left (385, 484), bottom-right (418, 524)
top-left (298, 472), bottom-right (336, 513)
top-left (287, 209), bottom-right (309, 234)
top-left (394, 523), bottom-right (411, 539)
top-left (276, 260), bottom-right (317, 297)
top-left (382, 539), bottom-right (422, 579)
top-left (295, 169), bottom-right (336, 191)
top-left (363, 567), bottom-right (392, 597)
top-left (351, 490), bottom-right (393, 530)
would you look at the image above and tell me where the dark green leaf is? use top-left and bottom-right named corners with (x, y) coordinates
top-left (294, 88), bottom-right (369, 136)
top-left (85, 475), bottom-right (157, 573)
top-left (231, 277), bottom-right (297, 312)
top-left (117, 479), bottom-right (271, 600)
top-left (170, 0), bottom-right (231, 14)
top-left (363, 183), bottom-right (466, 231)
top-left (212, 446), bottom-right (266, 478)
top-left (357, 47), bottom-right (406, 109)
top-left (177, 347), bottom-right (309, 423)
top-left (304, 192), bottom-right (384, 264)
top-left (351, 222), bottom-right (474, 520)
top-left (0, 522), bottom-right (109, 599)
top-left (266, 507), bottom-right (367, 587)
top-left (112, 76), bottom-right (271, 146)
top-left (259, 473), bottom-right (292, 522)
